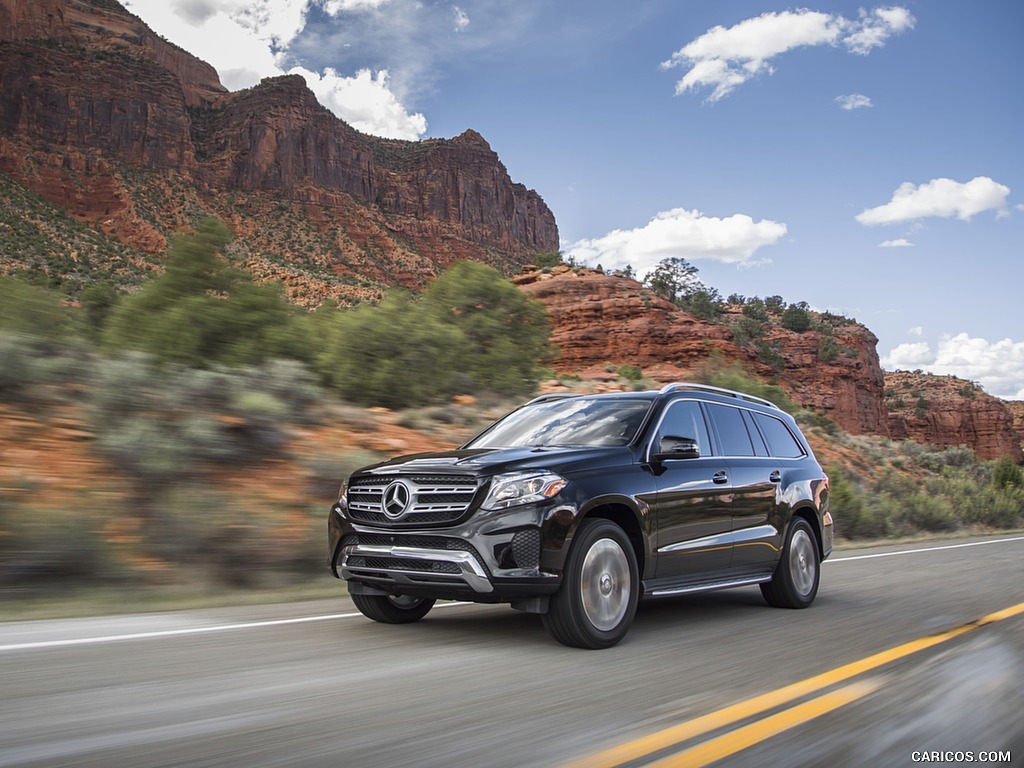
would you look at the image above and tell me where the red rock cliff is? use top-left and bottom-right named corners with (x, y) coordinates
top-left (885, 372), bottom-right (1023, 462)
top-left (0, 0), bottom-right (558, 289)
top-left (518, 269), bottom-right (888, 436)
top-left (0, 0), bottom-right (226, 107)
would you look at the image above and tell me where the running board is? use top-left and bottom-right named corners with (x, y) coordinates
top-left (644, 574), bottom-right (772, 599)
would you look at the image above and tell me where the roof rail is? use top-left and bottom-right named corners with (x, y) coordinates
top-left (523, 392), bottom-right (578, 406)
top-left (657, 381), bottom-right (781, 410)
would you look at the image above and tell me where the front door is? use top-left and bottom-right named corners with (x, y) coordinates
top-left (648, 400), bottom-right (734, 580)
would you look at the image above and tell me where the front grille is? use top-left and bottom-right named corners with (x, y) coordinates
top-left (347, 473), bottom-right (479, 527)
top-left (348, 556), bottom-right (462, 575)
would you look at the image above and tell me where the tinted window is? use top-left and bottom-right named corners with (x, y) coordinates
top-left (742, 410), bottom-right (769, 456)
top-left (467, 397), bottom-right (652, 448)
top-left (655, 400), bottom-right (712, 457)
top-left (753, 412), bottom-right (805, 459)
top-left (707, 403), bottom-right (755, 456)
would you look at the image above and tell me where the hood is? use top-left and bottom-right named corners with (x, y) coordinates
top-left (355, 446), bottom-right (629, 478)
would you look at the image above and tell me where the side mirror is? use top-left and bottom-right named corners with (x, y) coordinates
top-left (654, 435), bottom-right (701, 461)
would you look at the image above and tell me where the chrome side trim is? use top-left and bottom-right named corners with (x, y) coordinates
top-left (339, 543), bottom-right (493, 594)
top-left (646, 574), bottom-right (772, 598)
top-left (657, 524), bottom-right (779, 555)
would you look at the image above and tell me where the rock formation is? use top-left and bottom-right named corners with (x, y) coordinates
top-left (885, 372), bottom-right (1023, 462)
top-left (0, 0), bottom-right (558, 299)
top-left (518, 267), bottom-right (888, 437)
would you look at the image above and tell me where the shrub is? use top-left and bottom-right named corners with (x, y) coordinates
top-left (617, 364), bottom-right (643, 381)
top-left (993, 455), bottom-right (1023, 489)
top-left (780, 304), bottom-right (812, 332)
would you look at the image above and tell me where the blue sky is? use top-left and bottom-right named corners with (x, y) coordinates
top-left (122, 1), bottom-right (1024, 398)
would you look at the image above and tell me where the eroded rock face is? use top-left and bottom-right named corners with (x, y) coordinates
top-left (0, 0), bottom-right (226, 107)
top-left (518, 269), bottom-right (889, 437)
top-left (0, 0), bottom-right (558, 289)
top-left (885, 372), bottom-right (1023, 462)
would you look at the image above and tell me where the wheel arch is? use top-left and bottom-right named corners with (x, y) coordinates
top-left (790, 504), bottom-right (824, 558)
top-left (576, 501), bottom-right (646, 578)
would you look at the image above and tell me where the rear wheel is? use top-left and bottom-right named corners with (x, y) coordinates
top-left (761, 518), bottom-right (819, 608)
top-left (351, 593), bottom-right (436, 623)
top-left (542, 519), bottom-right (639, 649)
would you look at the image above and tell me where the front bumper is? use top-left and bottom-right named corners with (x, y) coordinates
top-left (327, 500), bottom-right (575, 602)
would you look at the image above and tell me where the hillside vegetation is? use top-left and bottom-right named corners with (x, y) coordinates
top-left (1, 224), bottom-right (1022, 613)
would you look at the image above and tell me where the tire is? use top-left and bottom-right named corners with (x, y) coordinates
top-left (351, 592), bottom-right (436, 624)
top-left (761, 518), bottom-right (819, 609)
top-left (542, 519), bottom-right (639, 649)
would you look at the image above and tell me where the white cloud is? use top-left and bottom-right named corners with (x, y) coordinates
top-left (879, 238), bottom-right (913, 247)
top-left (565, 208), bottom-right (787, 276)
top-left (856, 176), bottom-right (1011, 225)
top-left (123, 0), bottom-right (427, 139)
top-left (883, 333), bottom-right (1024, 400)
top-left (662, 6), bottom-right (914, 102)
top-left (453, 6), bottom-right (470, 32)
top-left (323, 0), bottom-right (390, 13)
top-left (908, 326), bottom-right (924, 337)
top-left (835, 93), bottom-right (872, 110)
top-left (291, 66), bottom-right (427, 140)
top-left (843, 7), bottom-right (915, 54)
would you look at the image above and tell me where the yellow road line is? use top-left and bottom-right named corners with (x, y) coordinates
top-left (648, 680), bottom-right (881, 768)
top-left (560, 600), bottom-right (1024, 768)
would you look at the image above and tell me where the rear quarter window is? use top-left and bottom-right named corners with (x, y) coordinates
top-left (753, 412), bottom-right (806, 459)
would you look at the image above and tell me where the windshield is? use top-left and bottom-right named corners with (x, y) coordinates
top-left (466, 397), bottom-right (653, 449)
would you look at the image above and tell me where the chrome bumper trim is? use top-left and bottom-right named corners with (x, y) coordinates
top-left (339, 543), bottom-right (494, 594)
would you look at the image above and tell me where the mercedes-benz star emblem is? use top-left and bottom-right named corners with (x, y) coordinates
top-left (381, 480), bottom-right (412, 519)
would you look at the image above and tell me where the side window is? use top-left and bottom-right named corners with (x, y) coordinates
top-left (655, 400), bottom-right (712, 458)
top-left (753, 412), bottom-right (806, 459)
top-left (741, 410), bottom-right (769, 456)
top-left (706, 403), bottom-right (755, 456)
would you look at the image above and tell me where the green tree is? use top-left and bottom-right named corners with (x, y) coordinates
top-left (102, 217), bottom-right (306, 367)
top-left (0, 276), bottom-right (73, 340)
top-left (314, 290), bottom-right (463, 408)
top-left (643, 257), bottom-right (704, 303)
top-left (422, 261), bottom-right (553, 396)
top-left (679, 289), bottom-right (723, 321)
top-left (780, 303), bottom-right (812, 332)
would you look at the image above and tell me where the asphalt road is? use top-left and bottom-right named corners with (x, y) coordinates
top-left (2, 534), bottom-right (1023, 768)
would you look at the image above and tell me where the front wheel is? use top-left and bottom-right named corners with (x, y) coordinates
top-left (351, 592), bottom-right (436, 624)
top-left (542, 519), bottom-right (639, 649)
top-left (761, 518), bottom-right (819, 608)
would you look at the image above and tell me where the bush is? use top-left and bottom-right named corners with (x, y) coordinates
top-left (313, 262), bottom-right (553, 407)
top-left (101, 217), bottom-right (310, 368)
top-left (0, 276), bottom-right (74, 340)
top-left (423, 261), bottom-right (553, 397)
top-left (780, 304), bottom-right (812, 332)
top-left (993, 455), bottom-right (1023, 489)
top-left (313, 290), bottom-right (463, 408)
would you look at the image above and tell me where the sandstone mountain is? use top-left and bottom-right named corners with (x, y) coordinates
top-left (0, 0), bottom-right (558, 303)
top-left (516, 267), bottom-right (1023, 461)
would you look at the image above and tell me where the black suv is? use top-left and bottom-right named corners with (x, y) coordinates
top-left (327, 383), bottom-right (833, 648)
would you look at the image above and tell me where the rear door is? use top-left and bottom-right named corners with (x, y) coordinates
top-left (705, 404), bottom-right (788, 572)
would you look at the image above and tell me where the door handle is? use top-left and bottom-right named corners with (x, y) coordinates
top-left (769, 470), bottom-right (782, 483)
top-left (712, 470), bottom-right (729, 485)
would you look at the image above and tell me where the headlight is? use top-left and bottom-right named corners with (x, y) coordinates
top-left (481, 471), bottom-right (568, 511)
